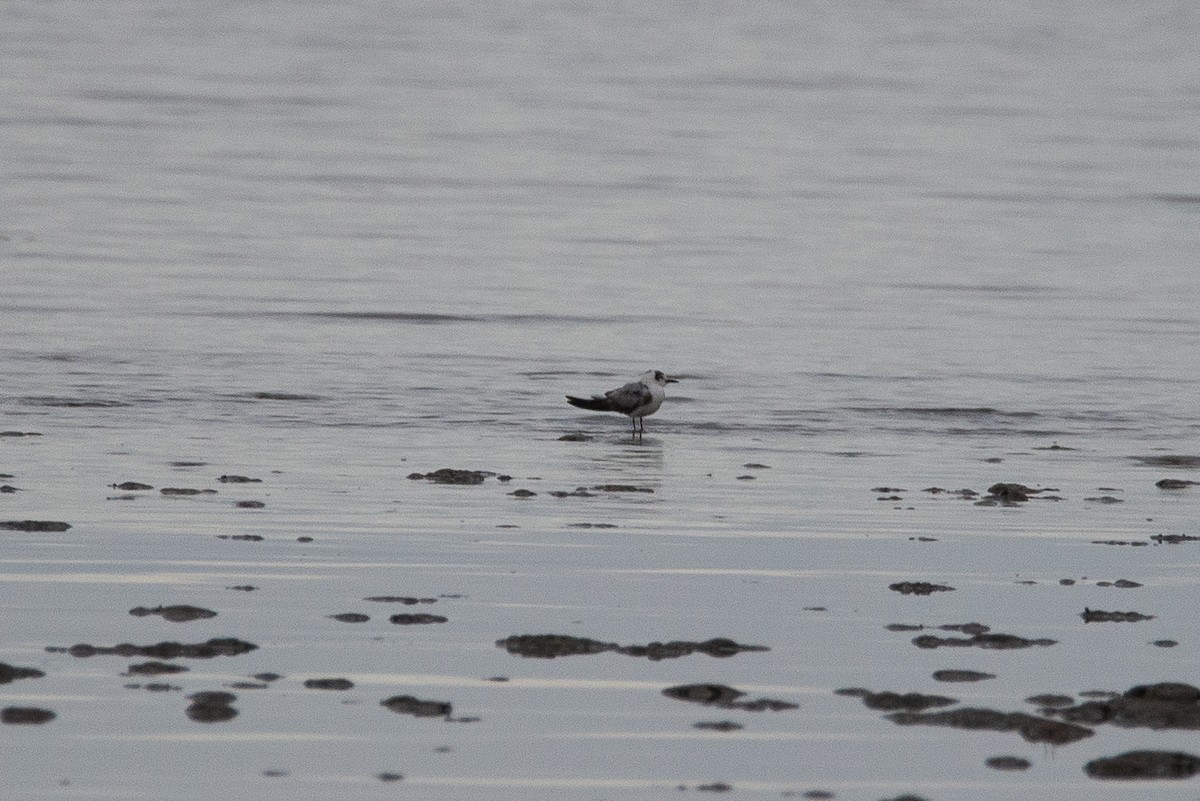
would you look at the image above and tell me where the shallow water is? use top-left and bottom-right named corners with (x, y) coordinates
top-left (3, 1), bottom-right (1200, 799)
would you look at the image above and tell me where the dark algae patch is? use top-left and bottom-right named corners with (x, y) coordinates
top-left (305, 678), bottom-right (354, 690)
top-left (497, 634), bottom-right (767, 660)
top-left (48, 638), bottom-right (258, 659)
top-left (985, 756), bottom-right (1031, 771)
top-left (381, 695), bottom-right (453, 719)
top-left (129, 605), bottom-right (217, 622)
top-left (0, 520), bottom-right (72, 532)
top-left (887, 706), bottom-right (1093, 745)
top-left (912, 629), bottom-right (1057, 650)
top-left (111, 481), bottom-right (153, 490)
top-left (662, 684), bottom-right (797, 712)
top-left (889, 581), bottom-right (954, 596)
top-left (125, 661), bottom-right (188, 676)
top-left (407, 468), bottom-right (495, 485)
top-left (1050, 682), bottom-right (1200, 730)
top-left (2, 707), bottom-right (55, 724)
top-left (932, 669), bottom-right (995, 683)
top-left (0, 663), bottom-right (45, 683)
top-left (1081, 608), bottom-right (1154, 623)
top-left (1085, 750), bottom-right (1200, 780)
top-left (390, 613), bottom-right (448, 624)
top-left (186, 691), bottom-right (238, 723)
top-left (835, 688), bottom-right (957, 712)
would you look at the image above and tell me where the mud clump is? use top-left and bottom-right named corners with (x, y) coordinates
top-left (1081, 608), bottom-right (1154, 623)
top-left (835, 688), bottom-right (956, 712)
top-left (694, 720), bottom-right (743, 732)
top-left (496, 634), bottom-right (767, 661)
top-left (305, 678), bottom-right (354, 691)
top-left (985, 756), bottom-right (1031, 771)
top-left (1156, 478), bottom-right (1200, 489)
top-left (186, 691), bottom-right (238, 723)
top-left (129, 605), bottom-right (217, 622)
top-left (217, 475), bottom-right (262, 483)
top-left (912, 631), bottom-right (1056, 650)
top-left (1150, 533), bottom-right (1200, 544)
top-left (48, 637), bottom-right (258, 660)
top-left (1132, 455), bottom-right (1200, 468)
top-left (408, 469), bottom-right (494, 485)
top-left (549, 488), bottom-right (597, 498)
top-left (125, 661), bottom-right (188, 676)
top-left (390, 613), bottom-right (448, 625)
top-left (330, 613), bottom-right (370, 623)
top-left (381, 695), bottom-right (453, 719)
top-left (111, 481), bottom-right (153, 490)
top-left (976, 482), bottom-right (1062, 504)
top-left (365, 596), bottom-right (438, 604)
top-left (889, 581), bottom-right (954, 596)
top-left (2, 707), bottom-right (55, 724)
top-left (1052, 682), bottom-right (1200, 730)
top-left (888, 706), bottom-right (1093, 745)
top-left (0, 520), bottom-right (72, 532)
top-left (592, 484), bottom-right (654, 493)
top-left (933, 670), bottom-right (995, 683)
top-left (0, 663), bottom-right (45, 684)
top-left (1086, 750), bottom-right (1200, 780)
top-left (662, 683), bottom-right (798, 712)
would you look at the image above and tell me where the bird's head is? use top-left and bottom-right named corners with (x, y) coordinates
top-left (646, 370), bottom-right (679, 386)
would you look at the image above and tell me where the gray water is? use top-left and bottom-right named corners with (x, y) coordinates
top-left (2, 2), bottom-right (1200, 799)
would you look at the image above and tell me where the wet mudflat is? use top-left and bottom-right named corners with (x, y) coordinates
top-left (3, 411), bottom-right (1200, 801)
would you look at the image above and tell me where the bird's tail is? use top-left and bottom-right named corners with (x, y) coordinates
top-left (566, 395), bottom-right (610, 411)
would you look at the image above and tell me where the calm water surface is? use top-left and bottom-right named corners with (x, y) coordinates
top-left (2, 2), bottom-right (1199, 799)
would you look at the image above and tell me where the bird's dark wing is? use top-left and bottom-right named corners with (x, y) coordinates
top-left (603, 381), bottom-right (651, 415)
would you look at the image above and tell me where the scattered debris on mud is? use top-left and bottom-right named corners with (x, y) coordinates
top-left (496, 634), bottom-right (767, 660)
top-left (985, 756), bottom-right (1031, 771)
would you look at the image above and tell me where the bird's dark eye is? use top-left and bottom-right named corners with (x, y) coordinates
top-left (654, 371), bottom-right (664, 380)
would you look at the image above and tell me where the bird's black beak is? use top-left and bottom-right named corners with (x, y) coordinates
top-left (665, 377), bottom-right (679, 384)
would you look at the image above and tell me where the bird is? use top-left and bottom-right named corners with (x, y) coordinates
top-left (566, 370), bottom-right (679, 437)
